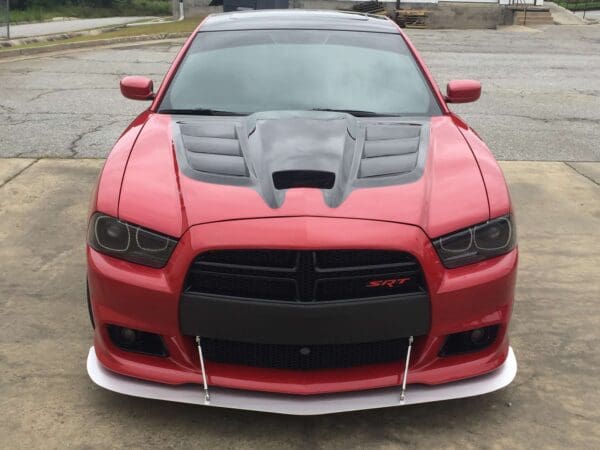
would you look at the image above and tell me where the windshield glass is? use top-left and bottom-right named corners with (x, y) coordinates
top-left (159, 29), bottom-right (441, 116)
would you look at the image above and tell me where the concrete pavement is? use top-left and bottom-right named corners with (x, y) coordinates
top-left (6, 16), bottom-right (156, 39)
top-left (0, 158), bottom-right (598, 448)
top-left (575, 9), bottom-right (600, 22)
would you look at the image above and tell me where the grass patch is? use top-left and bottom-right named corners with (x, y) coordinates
top-left (553, 1), bottom-right (600, 11)
top-left (9, 1), bottom-right (172, 24)
top-left (0, 17), bottom-right (204, 52)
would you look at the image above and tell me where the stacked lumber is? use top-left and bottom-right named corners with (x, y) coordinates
top-left (394, 9), bottom-right (429, 28)
top-left (351, 1), bottom-right (386, 15)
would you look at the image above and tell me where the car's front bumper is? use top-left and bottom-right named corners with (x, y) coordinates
top-left (88, 217), bottom-right (517, 396)
top-left (87, 346), bottom-right (516, 415)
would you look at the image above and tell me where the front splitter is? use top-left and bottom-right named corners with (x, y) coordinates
top-left (87, 347), bottom-right (517, 415)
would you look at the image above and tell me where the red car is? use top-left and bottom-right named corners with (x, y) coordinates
top-left (86, 10), bottom-right (517, 415)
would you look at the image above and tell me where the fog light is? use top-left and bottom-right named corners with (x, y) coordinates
top-left (107, 325), bottom-right (168, 357)
top-left (119, 327), bottom-right (137, 344)
top-left (470, 328), bottom-right (487, 345)
top-left (439, 325), bottom-right (499, 356)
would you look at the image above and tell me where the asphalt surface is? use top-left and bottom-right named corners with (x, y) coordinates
top-left (5, 16), bottom-right (155, 39)
top-left (0, 24), bottom-right (600, 161)
top-left (0, 23), bottom-right (600, 449)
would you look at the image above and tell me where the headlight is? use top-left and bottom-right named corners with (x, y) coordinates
top-left (433, 215), bottom-right (516, 268)
top-left (88, 213), bottom-right (178, 268)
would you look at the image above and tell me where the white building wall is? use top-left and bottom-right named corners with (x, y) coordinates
top-left (441, 0), bottom-right (544, 4)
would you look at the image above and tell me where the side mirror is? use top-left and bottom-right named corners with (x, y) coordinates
top-left (120, 76), bottom-right (155, 101)
top-left (445, 80), bottom-right (481, 104)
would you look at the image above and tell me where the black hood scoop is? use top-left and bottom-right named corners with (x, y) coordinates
top-left (172, 111), bottom-right (429, 208)
top-left (272, 170), bottom-right (336, 190)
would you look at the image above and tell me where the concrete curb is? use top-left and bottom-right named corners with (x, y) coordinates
top-left (0, 32), bottom-right (190, 59)
top-left (0, 26), bottom-right (126, 48)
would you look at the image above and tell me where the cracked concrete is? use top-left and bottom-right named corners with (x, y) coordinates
top-left (1, 27), bottom-right (599, 159)
top-left (0, 158), bottom-right (37, 187)
top-left (566, 162), bottom-right (600, 185)
top-left (0, 159), bottom-right (598, 448)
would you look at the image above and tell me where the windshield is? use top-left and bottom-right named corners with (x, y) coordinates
top-left (159, 29), bottom-right (441, 116)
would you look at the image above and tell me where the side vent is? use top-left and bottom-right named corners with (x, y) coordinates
top-left (359, 124), bottom-right (421, 178)
top-left (273, 170), bottom-right (335, 190)
top-left (179, 122), bottom-right (248, 177)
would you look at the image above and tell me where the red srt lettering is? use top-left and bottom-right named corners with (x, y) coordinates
top-left (367, 277), bottom-right (411, 288)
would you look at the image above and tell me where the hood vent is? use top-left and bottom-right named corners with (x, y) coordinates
top-left (359, 124), bottom-right (421, 179)
top-left (179, 122), bottom-right (248, 177)
top-left (273, 170), bottom-right (335, 190)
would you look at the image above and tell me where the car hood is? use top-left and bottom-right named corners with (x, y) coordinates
top-left (118, 112), bottom-right (489, 238)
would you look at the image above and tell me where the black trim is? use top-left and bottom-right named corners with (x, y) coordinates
top-left (200, 337), bottom-right (409, 370)
top-left (86, 279), bottom-right (95, 329)
top-left (180, 292), bottom-right (429, 345)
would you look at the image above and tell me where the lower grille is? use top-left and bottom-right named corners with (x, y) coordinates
top-left (201, 337), bottom-right (408, 370)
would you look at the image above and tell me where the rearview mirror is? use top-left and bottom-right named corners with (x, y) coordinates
top-left (120, 76), bottom-right (155, 101)
top-left (445, 80), bottom-right (481, 104)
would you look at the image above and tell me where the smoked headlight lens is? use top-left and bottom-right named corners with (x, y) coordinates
top-left (88, 213), bottom-right (178, 268)
top-left (433, 215), bottom-right (516, 268)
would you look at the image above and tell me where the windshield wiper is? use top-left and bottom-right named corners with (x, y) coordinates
top-left (159, 108), bottom-right (246, 116)
top-left (311, 108), bottom-right (396, 117)
top-left (160, 108), bottom-right (398, 117)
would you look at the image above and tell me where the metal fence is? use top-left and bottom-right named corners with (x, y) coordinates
top-left (0, 0), bottom-right (9, 40)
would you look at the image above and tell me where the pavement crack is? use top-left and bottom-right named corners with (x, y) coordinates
top-left (28, 87), bottom-right (115, 101)
top-left (2, 114), bottom-right (28, 126)
top-left (574, 89), bottom-right (600, 98)
top-left (0, 104), bottom-right (15, 113)
top-left (564, 162), bottom-right (600, 187)
top-left (3, 111), bottom-right (133, 118)
top-left (468, 112), bottom-right (600, 126)
top-left (0, 158), bottom-right (40, 189)
top-left (28, 90), bottom-right (56, 101)
top-left (68, 120), bottom-right (119, 157)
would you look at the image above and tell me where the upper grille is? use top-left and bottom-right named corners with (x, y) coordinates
top-left (185, 250), bottom-right (425, 302)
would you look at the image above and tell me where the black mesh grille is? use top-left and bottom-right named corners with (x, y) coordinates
top-left (198, 250), bottom-right (297, 269)
top-left (186, 249), bottom-right (425, 302)
top-left (315, 249), bottom-right (412, 269)
top-left (201, 337), bottom-right (408, 370)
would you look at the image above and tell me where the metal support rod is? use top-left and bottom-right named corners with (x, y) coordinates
top-left (400, 336), bottom-right (414, 403)
top-left (178, 0), bottom-right (184, 22)
top-left (6, 0), bottom-right (9, 41)
top-left (195, 336), bottom-right (210, 403)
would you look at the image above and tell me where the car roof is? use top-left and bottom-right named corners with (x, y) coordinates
top-left (200, 9), bottom-right (400, 33)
